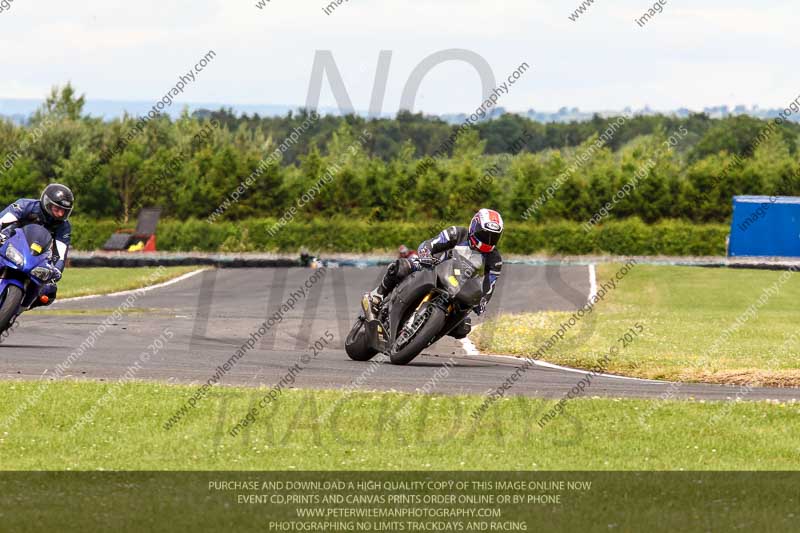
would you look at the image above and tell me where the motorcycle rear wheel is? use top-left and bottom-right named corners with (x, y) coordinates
top-left (389, 305), bottom-right (445, 365)
top-left (345, 317), bottom-right (379, 361)
top-left (0, 285), bottom-right (23, 335)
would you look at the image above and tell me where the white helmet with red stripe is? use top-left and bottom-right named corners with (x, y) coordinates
top-left (469, 208), bottom-right (504, 252)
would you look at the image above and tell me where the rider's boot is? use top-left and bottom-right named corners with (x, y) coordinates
top-left (364, 258), bottom-right (412, 318)
top-left (368, 287), bottom-right (384, 315)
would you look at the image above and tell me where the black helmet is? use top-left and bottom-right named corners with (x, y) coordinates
top-left (40, 183), bottom-right (74, 222)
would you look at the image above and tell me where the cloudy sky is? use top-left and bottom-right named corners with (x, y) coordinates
top-left (0, 0), bottom-right (797, 114)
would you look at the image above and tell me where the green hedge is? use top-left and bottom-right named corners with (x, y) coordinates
top-left (70, 217), bottom-right (729, 256)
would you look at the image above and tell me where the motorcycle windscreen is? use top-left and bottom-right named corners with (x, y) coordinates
top-left (20, 225), bottom-right (53, 258)
top-left (451, 245), bottom-right (485, 275)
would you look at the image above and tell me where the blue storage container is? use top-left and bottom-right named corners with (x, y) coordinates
top-left (728, 195), bottom-right (800, 257)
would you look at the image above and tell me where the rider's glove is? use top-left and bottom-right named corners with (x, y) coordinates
top-left (473, 297), bottom-right (488, 316)
top-left (49, 267), bottom-right (62, 283)
top-left (0, 224), bottom-right (17, 243)
top-left (417, 247), bottom-right (434, 268)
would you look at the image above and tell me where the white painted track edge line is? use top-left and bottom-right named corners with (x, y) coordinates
top-left (588, 263), bottom-right (598, 301)
top-left (472, 351), bottom-right (665, 383)
top-left (459, 337), bottom-right (481, 356)
top-left (459, 262), bottom-right (663, 383)
top-left (53, 267), bottom-right (210, 304)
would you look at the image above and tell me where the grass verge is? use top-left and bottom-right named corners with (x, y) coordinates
top-left (473, 264), bottom-right (800, 385)
top-left (1, 381), bottom-right (798, 470)
top-left (58, 266), bottom-right (201, 299)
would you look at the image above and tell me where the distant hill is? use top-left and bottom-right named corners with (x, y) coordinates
top-left (0, 98), bottom-right (307, 124)
top-left (0, 97), bottom-right (796, 124)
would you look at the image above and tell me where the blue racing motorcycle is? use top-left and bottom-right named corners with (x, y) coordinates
top-left (0, 224), bottom-right (59, 333)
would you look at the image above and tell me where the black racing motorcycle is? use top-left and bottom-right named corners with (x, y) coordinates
top-left (345, 246), bottom-right (484, 365)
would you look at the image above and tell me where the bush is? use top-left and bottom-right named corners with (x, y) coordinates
top-left (69, 218), bottom-right (127, 251)
top-left (70, 217), bottom-right (729, 256)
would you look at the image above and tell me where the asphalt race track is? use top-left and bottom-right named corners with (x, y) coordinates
top-left (2, 265), bottom-right (799, 401)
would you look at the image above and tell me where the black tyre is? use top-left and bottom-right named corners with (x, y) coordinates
top-left (345, 317), bottom-right (379, 361)
top-left (389, 305), bottom-right (446, 365)
top-left (0, 286), bottom-right (23, 334)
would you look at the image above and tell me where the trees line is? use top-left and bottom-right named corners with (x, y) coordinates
top-left (1, 84), bottom-right (799, 224)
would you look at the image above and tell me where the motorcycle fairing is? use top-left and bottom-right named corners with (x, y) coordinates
top-left (435, 248), bottom-right (484, 308)
top-left (0, 225), bottom-right (54, 312)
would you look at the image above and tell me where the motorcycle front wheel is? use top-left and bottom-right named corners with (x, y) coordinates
top-left (389, 305), bottom-right (446, 365)
top-left (0, 285), bottom-right (23, 334)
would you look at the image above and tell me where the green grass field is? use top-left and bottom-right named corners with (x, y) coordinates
top-left (474, 264), bottom-right (800, 385)
top-left (1, 381), bottom-right (797, 471)
top-left (58, 266), bottom-right (201, 298)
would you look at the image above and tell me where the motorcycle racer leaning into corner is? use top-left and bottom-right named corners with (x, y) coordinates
top-left (0, 184), bottom-right (74, 308)
top-left (369, 208), bottom-right (504, 339)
